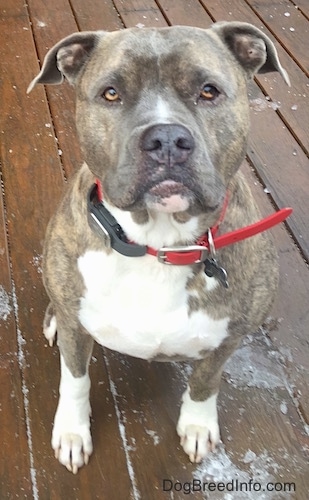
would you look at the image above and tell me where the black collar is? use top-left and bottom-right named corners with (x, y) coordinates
top-left (87, 184), bottom-right (147, 257)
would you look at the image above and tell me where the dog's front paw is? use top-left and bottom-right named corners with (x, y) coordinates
top-left (52, 429), bottom-right (93, 474)
top-left (177, 389), bottom-right (220, 463)
top-left (52, 412), bottom-right (93, 474)
top-left (52, 397), bottom-right (93, 473)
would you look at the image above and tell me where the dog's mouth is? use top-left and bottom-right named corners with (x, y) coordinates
top-left (144, 179), bottom-right (193, 213)
top-left (106, 167), bottom-right (223, 215)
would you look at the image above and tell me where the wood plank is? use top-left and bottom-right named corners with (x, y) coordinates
top-left (246, 0), bottom-right (309, 75)
top-left (71, 0), bottom-right (124, 31)
top-left (0, 176), bottom-right (33, 497)
top-left (0, 4), bottom-right (34, 496)
top-left (241, 160), bottom-right (309, 422)
top-left (113, 0), bottom-right (167, 27)
top-left (27, 0), bottom-right (83, 178)
top-left (2, 1), bottom-right (132, 496)
top-left (156, 0), bottom-right (212, 28)
top-left (247, 82), bottom-right (309, 260)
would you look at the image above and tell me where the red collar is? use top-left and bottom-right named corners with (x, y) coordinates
top-left (92, 179), bottom-right (292, 265)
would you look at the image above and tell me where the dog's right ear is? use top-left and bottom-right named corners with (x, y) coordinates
top-left (27, 31), bottom-right (104, 93)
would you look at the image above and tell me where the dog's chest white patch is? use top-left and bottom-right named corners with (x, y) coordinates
top-left (78, 250), bottom-right (229, 360)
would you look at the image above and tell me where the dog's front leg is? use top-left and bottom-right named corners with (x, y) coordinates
top-left (51, 316), bottom-right (94, 473)
top-left (177, 335), bottom-right (240, 463)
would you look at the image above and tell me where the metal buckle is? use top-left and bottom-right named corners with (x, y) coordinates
top-left (207, 229), bottom-right (216, 258)
top-left (157, 245), bottom-right (209, 265)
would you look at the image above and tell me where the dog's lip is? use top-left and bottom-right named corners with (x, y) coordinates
top-left (148, 179), bottom-right (187, 196)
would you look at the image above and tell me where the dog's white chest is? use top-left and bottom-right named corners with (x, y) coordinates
top-left (77, 250), bottom-right (229, 360)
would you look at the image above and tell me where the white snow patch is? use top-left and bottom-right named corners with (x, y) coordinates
top-left (145, 429), bottom-right (160, 446)
top-left (242, 449), bottom-right (257, 464)
top-left (37, 20), bottom-right (47, 28)
top-left (30, 254), bottom-right (42, 274)
top-left (268, 101), bottom-right (281, 111)
top-left (280, 401), bottom-right (288, 415)
top-left (11, 281), bottom-right (39, 499)
top-left (250, 98), bottom-right (281, 112)
top-left (223, 330), bottom-right (287, 390)
top-left (0, 285), bottom-right (11, 321)
top-left (194, 445), bottom-right (291, 499)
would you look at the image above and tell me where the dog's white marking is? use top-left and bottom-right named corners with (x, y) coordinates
top-left (104, 203), bottom-right (199, 248)
top-left (177, 388), bottom-right (220, 463)
top-left (52, 355), bottom-right (93, 473)
top-left (77, 211), bottom-right (229, 360)
top-left (43, 314), bottom-right (57, 346)
top-left (154, 97), bottom-right (173, 122)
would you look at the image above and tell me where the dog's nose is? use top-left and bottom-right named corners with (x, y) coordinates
top-left (141, 124), bottom-right (194, 166)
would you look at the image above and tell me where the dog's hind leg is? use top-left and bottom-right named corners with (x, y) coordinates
top-left (177, 335), bottom-right (240, 463)
top-left (52, 315), bottom-right (94, 474)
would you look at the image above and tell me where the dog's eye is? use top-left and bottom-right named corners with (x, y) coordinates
top-left (102, 87), bottom-right (120, 102)
top-left (199, 85), bottom-right (220, 101)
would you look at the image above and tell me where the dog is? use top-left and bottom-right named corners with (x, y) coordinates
top-left (28, 22), bottom-right (290, 474)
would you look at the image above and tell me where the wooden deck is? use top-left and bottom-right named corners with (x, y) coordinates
top-left (1, 0), bottom-right (309, 498)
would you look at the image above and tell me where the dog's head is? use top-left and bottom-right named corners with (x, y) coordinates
top-left (28, 23), bottom-right (289, 218)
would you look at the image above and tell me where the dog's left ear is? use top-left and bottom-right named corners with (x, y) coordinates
top-left (27, 31), bottom-right (105, 93)
top-left (211, 21), bottom-right (290, 86)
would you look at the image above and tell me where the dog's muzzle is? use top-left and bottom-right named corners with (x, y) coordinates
top-left (139, 124), bottom-right (196, 212)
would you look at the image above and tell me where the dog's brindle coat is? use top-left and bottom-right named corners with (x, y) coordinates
top-left (29, 23), bottom-right (289, 473)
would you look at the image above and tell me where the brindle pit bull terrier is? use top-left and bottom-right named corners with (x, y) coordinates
top-left (28, 22), bottom-right (290, 473)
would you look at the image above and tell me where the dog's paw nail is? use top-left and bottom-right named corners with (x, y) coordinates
top-left (84, 453), bottom-right (90, 465)
top-left (49, 339), bottom-right (54, 347)
top-left (54, 448), bottom-right (59, 459)
top-left (72, 464), bottom-right (78, 475)
top-left (210, 441), bottom-right (216, 452)
top-left (66, 463), bottom-right (72, 473)
top-left (189, 453), bottom-right (196, 463)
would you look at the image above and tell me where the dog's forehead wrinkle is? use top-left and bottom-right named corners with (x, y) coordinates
top-left (103, 27), bottom-right (218, 67)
